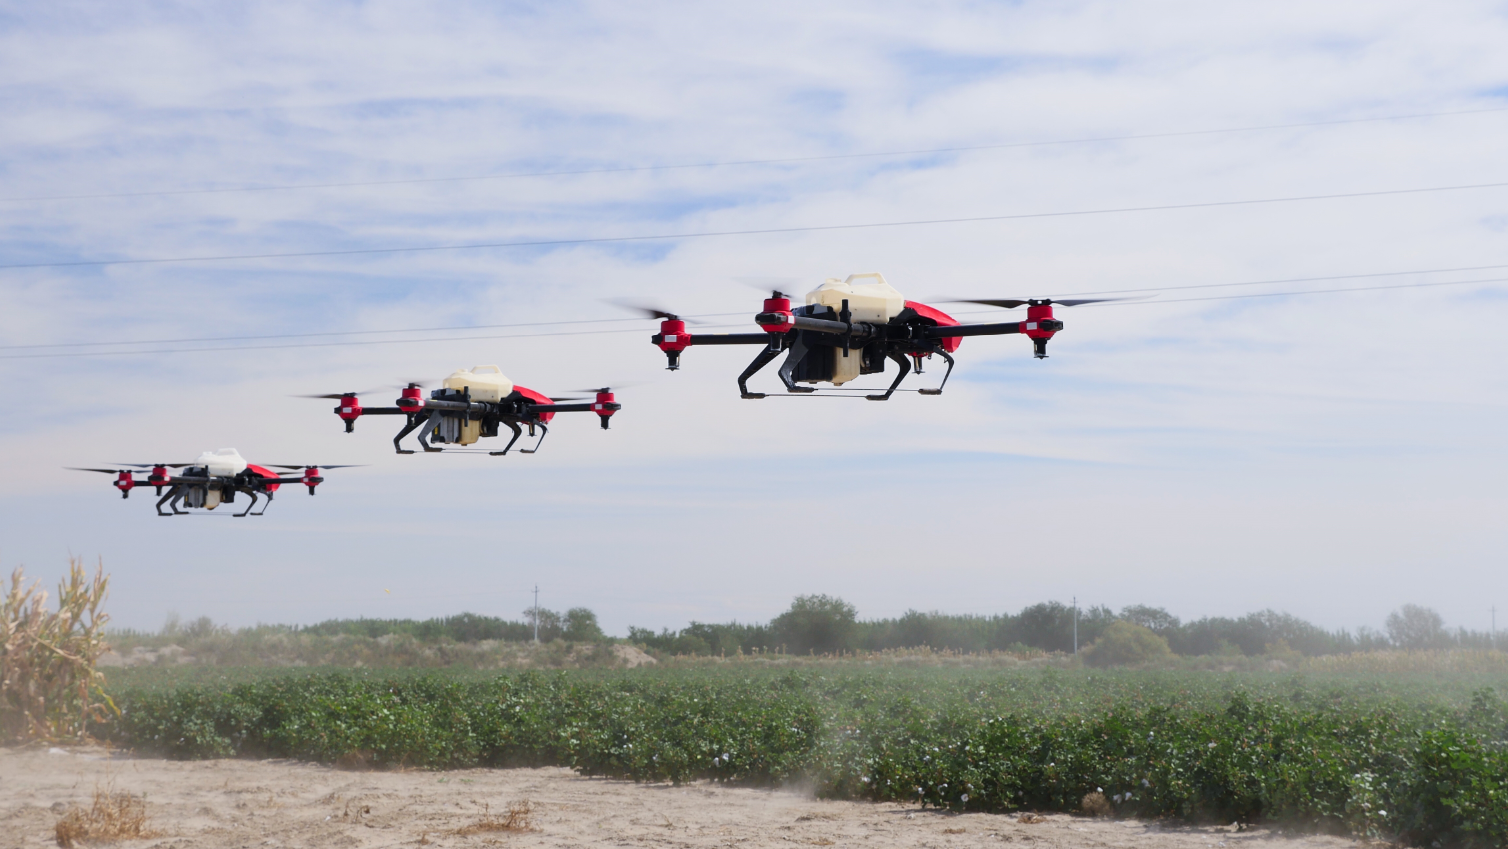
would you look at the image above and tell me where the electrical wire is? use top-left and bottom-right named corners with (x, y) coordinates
top-left (4, 261), bottom-right (1502, 352)
top-left (2, 276), bottom-right (1501, 360)
top-left (6, 106), bottom-right (1504, 204)
top-left (7, 179), bottom-right (1508, 272)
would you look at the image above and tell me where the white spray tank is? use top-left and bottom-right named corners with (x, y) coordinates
top-left (441, 366), bottom-right (514, 444)
top-left (193, 448), bottom-right (248, 477)
top-left (805, 273), bottom-right (907, 385)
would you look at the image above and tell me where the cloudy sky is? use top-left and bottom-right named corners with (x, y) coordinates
top-left (1, 1), bottom-right (1505, 637)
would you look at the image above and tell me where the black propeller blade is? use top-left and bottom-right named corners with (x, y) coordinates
top-left (951, 295), bottom-right (1154, 309)
top-left (262, 464), bottom-right (367, 470)
top-left (607, 299), bottom-right (704, 324)
top-left (292, 387), bottom-right (384, 399)
top-left (112, 462), bottom-right (193, 468)
top-left (69, 467), bottom-right (131, 474)
top-left (733, 277), bottom-right (801, 300)
top-left (568, 380), bottom-right (645, 394)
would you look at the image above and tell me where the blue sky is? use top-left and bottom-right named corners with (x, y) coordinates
top-left (1, 1), bottom-right (1506, 637)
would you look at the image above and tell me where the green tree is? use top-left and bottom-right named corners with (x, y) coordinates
top-left (771, 594), bottom-right (857, 655)
top-left (1386, 604), bottom-right (1449, 650)
top-left (1083, 620), bottom-right (1173, 667)
top-left (1119, 604), bottom-right (1180, 635)
top-left (561, 608), bottom-right (605, 642)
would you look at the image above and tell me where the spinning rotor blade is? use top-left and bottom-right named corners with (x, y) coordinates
top-left (607, 299), bottom-right (704, 324)
top-left (69, 467), bottom-right (130, 474)
top-left (292, 387), bottom-right (384, 399)
top-left (262, 464), bottom-right (367, 470)
top-left (1049, 295), bottom-right (1155, 306)
top-left (950, 295), bottom-right (1154, 309)
top-left (113, 462), bottom-right (192, 468)
top-left (568, 380), bottom-right (646, 394)
top-left (954, 298), bottom-right (1030, 309)
top-left (733, 277), bottom-right (802, 300)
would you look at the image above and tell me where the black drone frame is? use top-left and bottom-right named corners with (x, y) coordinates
top-left (653, 299), bottom-right (1064, 400)
top-left (340, 386), bottom-right (621, 455)
top-left (151, 471), bottom-right (300, 517)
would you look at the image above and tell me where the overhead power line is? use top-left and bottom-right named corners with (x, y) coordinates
top-left (1, 275), bottom-right (1499, 360)
top-left (4, 261), bottom-right (1503, 352)
top-left (5, 106), bottom-right (1504, 204)
top-left (6, 179), bottom-right (1508, 272)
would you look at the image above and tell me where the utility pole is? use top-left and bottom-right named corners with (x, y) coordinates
top-left (1073, 596), bottom-right (1078, 655)
top-left (532, 585), bottom-right (540, 643)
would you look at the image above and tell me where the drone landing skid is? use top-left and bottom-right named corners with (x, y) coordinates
top-left (233, 491), bottom-right (259, 517)
top-left (737, 340), bottom-right (955, 400)
top-left (392, 412), bottom-right (425, 454)
top-left (155, 485), bottom-right (188, 517)
top-left (518, 423), bottom-right (548, 455)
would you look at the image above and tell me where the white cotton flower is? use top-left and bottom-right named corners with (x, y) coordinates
top-left (961, 794), bottom-right (970, 803)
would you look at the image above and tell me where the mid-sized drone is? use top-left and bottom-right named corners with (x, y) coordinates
top-left (305, 365), bottom-right (622, 455)
top-left (70, 448), bottom-right (358, 517)
top-left (642, 273), bottom-right (1137, 399)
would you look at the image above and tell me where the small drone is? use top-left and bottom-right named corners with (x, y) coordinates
top-left (305, 365), bottom-right (622, 455)
top-left (70, 448), bottom-right (357, 517)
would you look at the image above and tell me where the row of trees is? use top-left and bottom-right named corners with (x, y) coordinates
top-left (294, 607), bottom-right (604, 643)
top-left (627, 596), bottom-right (1500, 658)
top-left (159, 598), bottom-right (1491, 659)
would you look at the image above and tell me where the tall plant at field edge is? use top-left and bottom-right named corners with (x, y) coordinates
top-left (0, 558), bottom-right (114, 742)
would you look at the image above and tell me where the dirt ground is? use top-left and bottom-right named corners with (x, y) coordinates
top-left (1, 747), bottom-right (1362, 849)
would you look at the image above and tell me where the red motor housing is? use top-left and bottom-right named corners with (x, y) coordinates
top-left (655, 319), bottom-right (690, 369)
top-left (114, 471), bottom-right (135, 499)
top-left (148, 465), bottom-right (169, 494)
top-left (1023, 303), bottom-right (1058, 358)
top-left (301, 466), bottom-right (324, 495)
top-left (758, 296), bottom-right (794, 333)
top-left (335, 394), bottom-right (363, 433)
top-left (592, 391), bottom-right (618, 430)
top-left (398, 385), bottom-right (424, 410)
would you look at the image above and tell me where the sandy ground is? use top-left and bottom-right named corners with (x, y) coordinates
top-left (0, 747), bottom-right (1362, 849)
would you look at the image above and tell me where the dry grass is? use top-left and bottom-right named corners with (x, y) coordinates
top-left (1017, 813), bottom-right (1047, 824)
top-left (1080, 791), bottom-right (1113, 817)
top-left (1, 558), bottom-right (112, 743)
top-left (450, 800), bottom-right (535, 835)
top-left (53, 785), bottom-right (152, 848)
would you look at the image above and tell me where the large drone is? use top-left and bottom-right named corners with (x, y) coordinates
top-left (70, 448), bottom-right (357, 517)
top-left (307, 365), bottom-right (622, 455)
top-left (643, 273), bottom-right (1136, 398)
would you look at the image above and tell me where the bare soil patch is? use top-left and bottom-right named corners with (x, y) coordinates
top-left (1, 746), bottom-right (1358, 848)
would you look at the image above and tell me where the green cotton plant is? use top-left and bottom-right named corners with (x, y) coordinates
top-left (93, 667), bottom-right (1508, 846)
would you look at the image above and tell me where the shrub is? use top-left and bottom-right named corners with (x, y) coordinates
top-left (1082, 621), bottom-right (1172, 667)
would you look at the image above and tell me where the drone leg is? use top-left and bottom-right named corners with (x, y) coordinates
top-left (519, 423), bottom-right (549, 454)
top-left (154, 485), bottom-right (180, 517)
top-left (918, 347), bottom-right (955, 396)
top-left (165, 486), bottom-right (189, 515)
top-left (775, 336), bottom-right (818, 395)
top-left (415, 411), bottom-right (445, 453)
top-left (233, 490), bottom-right (258, 518)
top-left (489, 421), bottom-right (524, 456)
top-left (392, 413), bottom-right (424, 454)
top-left (252, 492), bottom-right (273, 516)
top-left (735, 347), bottom-right (782, 398)
top-left (865, 353), bottom-right (913, 400)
